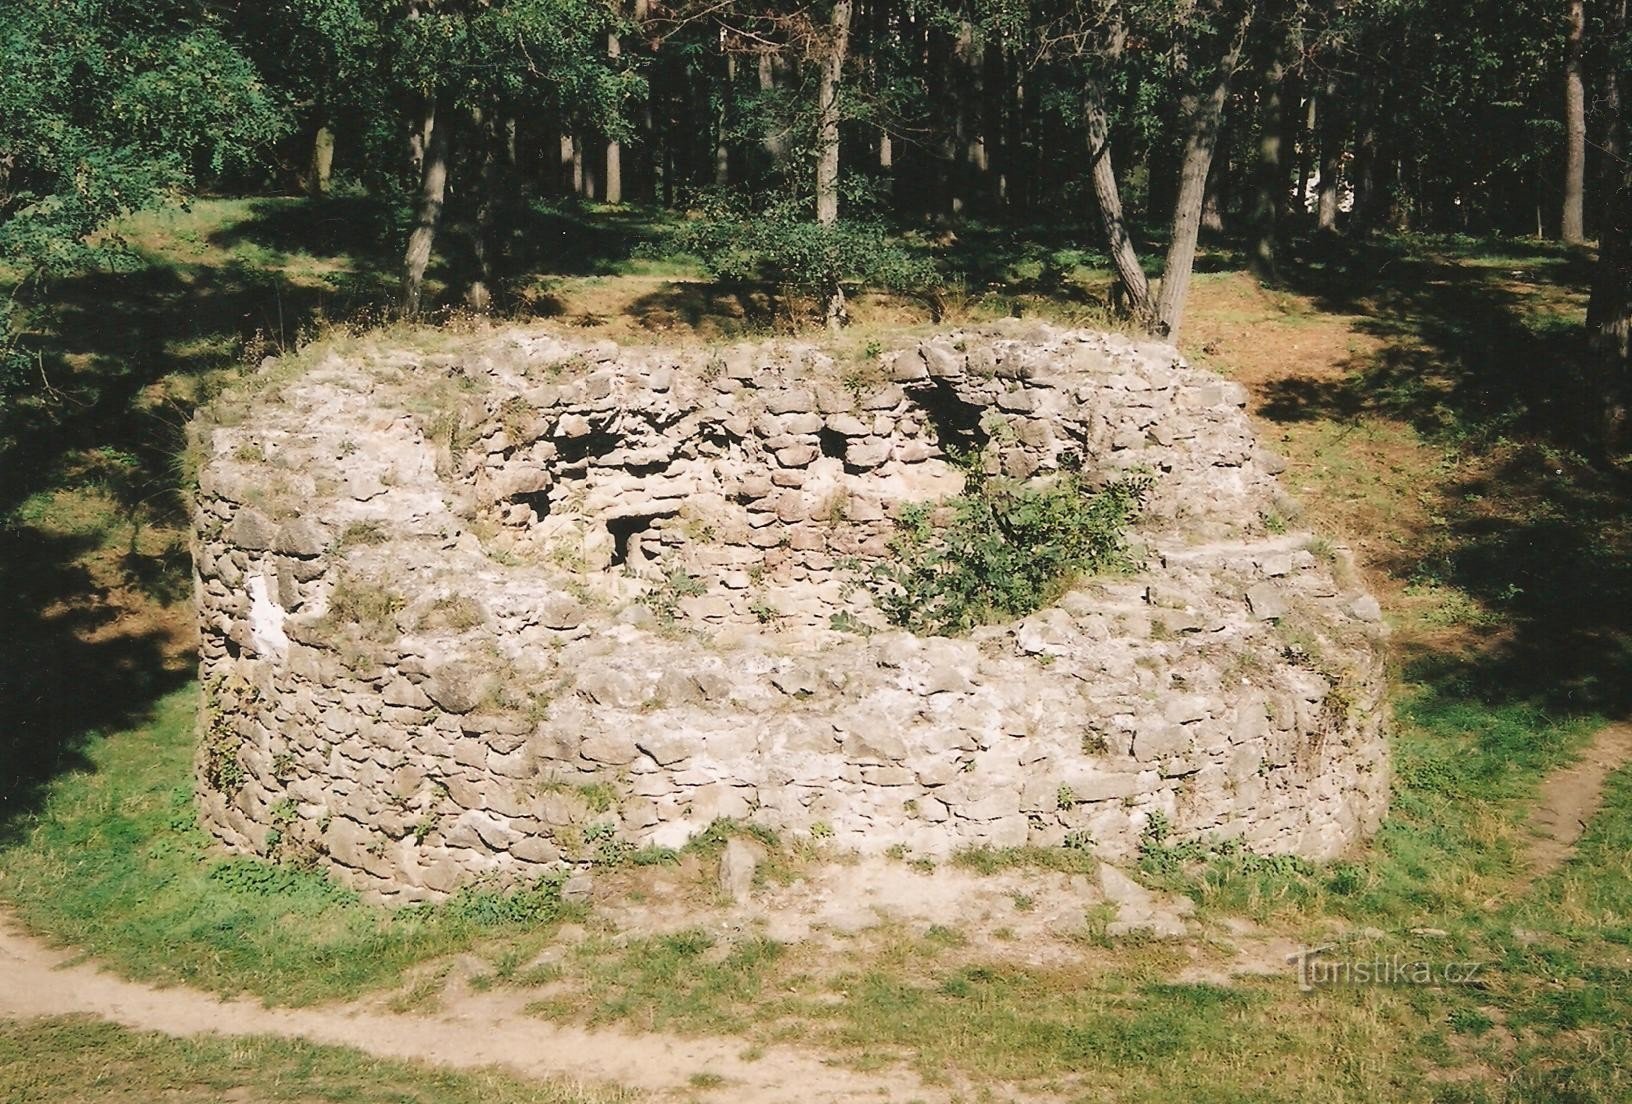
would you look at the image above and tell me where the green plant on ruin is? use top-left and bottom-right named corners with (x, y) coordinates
top-left (322, 575), bottom-right (405, 641)
top-left (1137, 815), bottom-right (1315, 880)
top-left (497, 395), bottom-right (534, 442)
top-left (200, 676), bottom-right (247, 794)
top-left (201, 707), bottom-right (244, 794)
top-left (416, 593), bottom-right (485, 633)
top-left (840, 359), bottom-right (885, 400)
top-left (646, 568), bottom-right (706, 627)
top-left (337, 520), bottom-right (388, 548)
top-left (870, 468), bottom-right (1150, 636)
top-left (828, 609), bottom-right (872, 636)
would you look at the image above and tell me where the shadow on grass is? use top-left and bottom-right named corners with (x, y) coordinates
top-left (0, 201), bottom-right (406, 840)
top-left (0, 526), bottom-right (190, 845)
top-left (1259, 234), bottom-right (1632, 715)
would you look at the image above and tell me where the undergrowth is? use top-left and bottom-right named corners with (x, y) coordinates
top-left (871, 467), bottom-right (1150, 635)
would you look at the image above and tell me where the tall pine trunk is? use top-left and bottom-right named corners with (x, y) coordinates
top-left (605, 29), bottom-right (623, 204)
top-left (817, 0), bottom-right (853, 330)
top-left (1295, 93), bottom-right (1316, 220)
top-left (402, 97), bottom-right (450, 317)
top-left (309, 118), bottom-right (335, 199)
top-left (1563, 0), bottom-right (1587, 243)
top-left (464, 107), bottom-right (497, 313)
top-left (1315, 72), bottom-right (1342, 232)
top-left (1249, 8), bottom-right (1292, 282)
top-left (1588, 0), bottom-right (1630, 449)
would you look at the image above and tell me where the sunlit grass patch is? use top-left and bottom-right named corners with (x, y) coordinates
top-left (0, 1017), bottom-right (620, 1104)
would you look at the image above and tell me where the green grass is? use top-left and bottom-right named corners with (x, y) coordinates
top-left (0, 687), bottom-right (573, 1006)
top-left (1136, 687), bottom-right (1602, 927)
top-left (0, 1017), bottom-right (620, 1104)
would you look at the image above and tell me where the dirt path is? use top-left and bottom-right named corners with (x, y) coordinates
top-left (0, 911), bottom-right (948, 1104)
top-left (1522, 723), bottom-right (1632, 886)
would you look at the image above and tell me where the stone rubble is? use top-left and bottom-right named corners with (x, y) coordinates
top-left (191, 323), bottom-right (1390, 901)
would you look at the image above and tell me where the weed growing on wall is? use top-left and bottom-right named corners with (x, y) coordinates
top-left (871, 468), bottom-right (1150, 635)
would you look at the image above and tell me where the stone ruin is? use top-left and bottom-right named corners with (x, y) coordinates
top-left (191, 323), bottom-right (1390, 901)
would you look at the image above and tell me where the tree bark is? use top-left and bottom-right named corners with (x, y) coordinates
top-left (1249, 8), bottom-right (1292, 281)
top-left (1084, 79), bottom-right (1153, 320)
top-left (1201, 170), bottom-right (1226, 233)
top-left (559, 132), bottom-right (581, 194)
top-left (1563, 0), bottom-right (1588, 243)
top-left (464, 107), bottom-right (497, 313)
top-left (1295, 91), bottom-right (1316, 219)
top-left (1588, 0), bottom-right (1630, 449)
top-left (402, 97), bottom-right (450, 317)
top-left (758, 52), bottom-right (789, 168)
top-left (605, 29), bottom-right (623, 204)
top-left (309, 120), bottom-right (335, 199)
top-left (817, 0), bottom-right (854, 330)
top-left (1315, 72), bottom-right (1342, 232)
top-left (1153, 6), bottom-right (1253, 338)
top-left (715, 53), bottom-right (734, 186)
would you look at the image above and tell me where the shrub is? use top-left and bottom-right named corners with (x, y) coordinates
top-left (673, 192), bottom-right (940, 323)
top-left (870, 468), bottom-right (1150, 636)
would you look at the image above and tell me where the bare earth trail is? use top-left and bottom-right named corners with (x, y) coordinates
top-left (0, 910), bottom-right (948, 1104)
top-left (1521, 722), bottom-right (1632, 887)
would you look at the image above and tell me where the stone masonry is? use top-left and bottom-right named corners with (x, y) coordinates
top-left (191, 323), bottom-right (1390, 901)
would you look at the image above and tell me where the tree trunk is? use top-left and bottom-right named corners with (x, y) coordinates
top-left (605, 30), bottom-right (623, 203)
top-left (1351, 109), bottom-right (1380, 230)
top-left (715, 53), bottom-right (734, 186)
top-left (409, 94), bottom-right (434, 178)
top-left (1316, 72), bottom-right (1342, 232)
top-left (402, 97), bottom-right (450, 317)
top-left (759, 52), bottom-right (789, 168)
top-left (1588, 0), bottom-right (1630, 449)
top-left (1249, 10), bottom-right (1292, 281)
top-left (464, 107), bottom-right (497, 313)
top-left (1084, 80), bottom-right (1152, 320)
top-left (1201, 171), bottom-right (1226, 233)
top-left (1563, 0), bottom-right (1588, 243)
top-left (309, 121), bottom-right (335, 199)
top-left (1295, 92), bottom-right (1316, 219)
top-left (1153, 8), bottom-right (1252, 338)
top-left (817, 0), bottom-right (853, 330)
top-left (955, 19), bottom-right (987, 214)
top-left (580, 134), bottom-right (598, 198)
top-left (559, 132), bottom-right (581, 194)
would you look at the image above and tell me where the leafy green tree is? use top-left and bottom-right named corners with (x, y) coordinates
top-left (0, 0), bottom-right (286, 401)
top-left (229, 0), bottom-right (386, 197)
top-left (390, 0), bottom-right (639, 315)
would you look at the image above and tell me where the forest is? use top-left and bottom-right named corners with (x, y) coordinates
top-left (5, 3), bottom-right (1632, 1103)
top-left (3, 0), bottom-right (1631, 446)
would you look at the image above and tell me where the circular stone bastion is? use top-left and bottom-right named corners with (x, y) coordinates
top-left (190, 323), bottom-right (1390, 901)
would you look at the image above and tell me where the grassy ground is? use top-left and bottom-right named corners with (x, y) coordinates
top-left (0, 1017), bottom-right (619, 1104)
top-left (3, 197), bottom-right (1631, 1101)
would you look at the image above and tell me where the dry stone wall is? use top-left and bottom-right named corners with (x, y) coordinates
top-left (192, 324), bottom-right (1390, 901)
